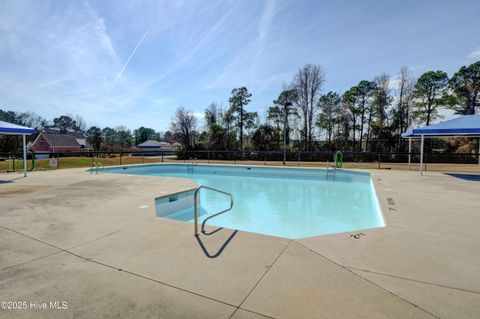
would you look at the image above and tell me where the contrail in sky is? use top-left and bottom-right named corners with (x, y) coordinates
top-left (111, 30), bottom-right (149, 86)
top-left (101, 30), bottom-right (148, 104)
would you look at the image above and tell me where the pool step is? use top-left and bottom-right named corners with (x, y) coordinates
top-left (155, 189), bottom-right (196, 217)
top-left (155, 186), bottom-right (234, 236)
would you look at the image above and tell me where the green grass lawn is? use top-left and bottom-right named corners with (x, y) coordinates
top-left (0, 156), bottom-right (160, 172)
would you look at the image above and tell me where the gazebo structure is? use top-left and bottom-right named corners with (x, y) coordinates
top-left (0, 120), bottom-right (36, 177)
top-left (402, 115), bottom-right (480, 175)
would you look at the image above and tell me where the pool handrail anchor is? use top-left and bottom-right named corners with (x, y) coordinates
top-left (90, 162), bottom-right (104, 174)
top-left (194, 185), bottom-right (234, 236)
top-left (326, 160), bottom-right (336, 179)
top-left (187, 157), bottom-right (197, 173)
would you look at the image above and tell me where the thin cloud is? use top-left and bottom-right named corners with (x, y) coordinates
top-left (279, 10), bottom-right (292, 41)
top-left (2, 0), bottom-right (480, 131)
top-left (466, 48), bottom-right (480, 60)
top-left (193, 112), bottom-right (205, 119)
top-left (250, 0), bottom-right (276, 84)
top-left (389, 78), bottom-right (400, 90)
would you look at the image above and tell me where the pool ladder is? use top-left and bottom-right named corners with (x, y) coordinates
top-left (90, 162), bottom-right (104, 174)
top-left (194, 185), bottom-right (234, 236)
top-left (187, 157), bottom-right (197, 173)
top-left (326, 161), bottom-right (336, 180)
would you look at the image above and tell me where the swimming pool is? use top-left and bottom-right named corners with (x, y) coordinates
top-left (104, 164), bottom-right (385, 239)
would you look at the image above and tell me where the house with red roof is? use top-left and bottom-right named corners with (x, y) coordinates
top-left (31, 131), bottom-right (92, 154)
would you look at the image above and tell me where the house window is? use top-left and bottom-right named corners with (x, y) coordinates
top-left (40, 138), bottom-right (45, 146)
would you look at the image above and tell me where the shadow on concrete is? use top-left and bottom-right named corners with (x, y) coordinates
top-left (0, 176), bottom-right (24, 184)
top-left (195, 229), bottom-right (238, 258)
top-left (446, 173), bottom-right (480, 181)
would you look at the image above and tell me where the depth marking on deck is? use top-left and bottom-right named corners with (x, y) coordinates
top-left (350, 232), bottom-right (365, 239)
top-left (387, 197), bottom-right (397, 212)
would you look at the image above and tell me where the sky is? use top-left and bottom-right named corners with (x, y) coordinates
top-left (1, 0), bottom-right (480, 131)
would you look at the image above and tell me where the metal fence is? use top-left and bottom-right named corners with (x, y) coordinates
top-left (1, 150), bottom-right (479, 173)
top-left (0, 151), bottom-right (174, 172)
top-left (179, 150), bottom-right (480, 164)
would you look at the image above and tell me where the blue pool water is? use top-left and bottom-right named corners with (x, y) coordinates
top-left (104, 164), bottom-right (385, 239)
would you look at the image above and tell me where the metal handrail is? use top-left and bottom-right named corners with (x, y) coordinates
top-left (187, 157), bottom-right (198, 173)
top-left (326, 161), bottom-right (335, 172)
top-left (90, 162), bottom-right (104, 174)
top-left (325, 161), bottom-right (336, 180)
top-left (194, 185), bottom-right (234, 236)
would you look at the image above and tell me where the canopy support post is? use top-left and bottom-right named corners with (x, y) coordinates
top-left (420, 135), bottom-right (424, 176)
top-left (408, 137), bottom-right (412, 171)
top-left (22, 134), bottom-right (27, 177)
top-left (477, 137), bottom-right (480, 174)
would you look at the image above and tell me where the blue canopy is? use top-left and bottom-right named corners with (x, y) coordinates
top-left (402, 115), bottom-right (480, 137)
top-left (0, 120), bottom-right (36, 135)
top-left (401, 115), bottom-right (480, 175)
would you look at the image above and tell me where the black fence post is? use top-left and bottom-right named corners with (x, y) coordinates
top-left (162, 151), bottom-right (164, 163)
top-left (378, 153), bottom-right (381, 169)
top-left (120, 151), bottom-right (122, 166)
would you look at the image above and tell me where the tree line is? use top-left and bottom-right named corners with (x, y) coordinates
top-left (171, 61), bottom-right (480, 153)
top-left (1, 60), bottom-right (479, 154)
top-left (0, 111), bottom-right (173, 153)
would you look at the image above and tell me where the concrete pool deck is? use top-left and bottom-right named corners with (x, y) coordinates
top-left (0, 166), bottom-right (479, 318)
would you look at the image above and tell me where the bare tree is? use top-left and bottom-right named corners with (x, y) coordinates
top-left (372, 73), bottom-right (391, 127)
top-left (396, 68), bottom-right (415, 132)
top-left (391, 67), bottom-right (416, 150)
top-left (367, 73), bottom-right (392, 151)
top-left (205, 102), bottom-right (222, 129)
top-left (170, 106), bottom-right (197, 150)
top-left (293, 64), bottom-right (325, 150)
top-left (74, 115), bottom-right (87, 132)
top-left (17, 111), bottom-right (48, 130)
